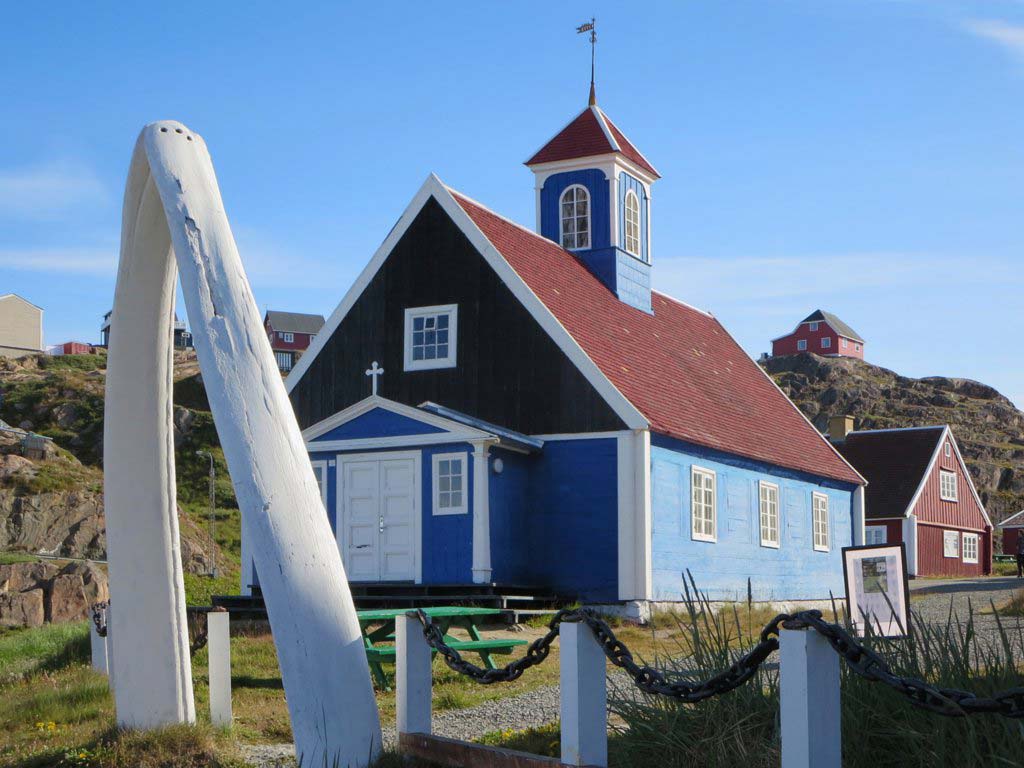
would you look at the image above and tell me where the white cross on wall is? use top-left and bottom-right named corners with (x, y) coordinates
top-left (365, 361), bottom-right (384, 395)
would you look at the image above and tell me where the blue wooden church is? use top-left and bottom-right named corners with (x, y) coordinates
top-left (251, 90), bottom-right (867, 611)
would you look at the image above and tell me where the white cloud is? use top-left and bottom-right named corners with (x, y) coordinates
top-left (0, 163), bottom-right (108, 220)
top-left (0, 248), bottom-right (116, 275)
top-left (964, 19), bottom-right (1024, 64)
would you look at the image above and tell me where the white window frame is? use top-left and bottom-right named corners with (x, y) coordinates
top-left (310, 459), bottom-right (328, 510)
top-left (758, 481), bottom-right (780, 549)
top-left (809, 321), bottom-right (819, 331)
top-left (404, 304), bottom-right (458, 371)
top-left (820, 337), bottom-right (832, 349)
top-left (690, 466), bottom-right (717, 542)
top-left (939, 469), bottom-right (958, 502)
top-left (812, 492), bottom-right (830, 552)
top-left (943, 529), bottom-right (960, 558)
top-left (559, 184), bottom-right (591, 250)
top-left (796, 339), bottom-right (807, 351)
top-left (282, 331), bottom-right (294, 343)
top-left (865, 525), bottom-right (887, 546)
top-left (962, 533), bottom-right (979, 564)
top-left (841, 337), bottom-right (848, 349)
top-left (944, 441), bottom-right (951, 458)
top-left (855, 343), bottom-right (862, 351)
top-left (624, 189), bottom-right (641, 257)
top-left (432, 452), bottom-right (468, 516)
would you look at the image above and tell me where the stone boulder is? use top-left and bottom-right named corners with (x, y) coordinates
top-left (0, 560), bottom-right (109, 627)
top-left (0, 454), bottom-right (36, 482)
top-left (0, 589), bottom-right (44, 628)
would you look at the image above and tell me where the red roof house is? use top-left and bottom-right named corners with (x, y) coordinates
top-left (997, 510), bottom-right (1024, 556)
top-left (836, 424), bottom-right (992, 576)
top-left (771, 309), bottom-right (864, 359)
top-left (264, 310), bottom-right (325, 373)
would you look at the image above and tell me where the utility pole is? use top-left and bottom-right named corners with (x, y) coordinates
top-left (195, 450), bottom-right (217, 578)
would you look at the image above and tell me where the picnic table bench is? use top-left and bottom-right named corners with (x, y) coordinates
top-left (357, 606), bottom-right (526, 689)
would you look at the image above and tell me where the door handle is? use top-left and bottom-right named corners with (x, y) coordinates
top-left (379, 515), bottom-right (385, 533)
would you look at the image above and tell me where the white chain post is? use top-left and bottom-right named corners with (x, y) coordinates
top-left (89, 610), bottom-right (108, 678)
top-left (207, 611), bottom-right (232, 727)
top-left (396, 613), bottom-right (432, 736)
top-left (780, 627), bottom-right (841, 768)
top-left (560, 621), bottom-right (608, 767)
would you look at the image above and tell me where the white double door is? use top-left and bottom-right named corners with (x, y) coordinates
top-left (337, 451), bottom-right (419, 582)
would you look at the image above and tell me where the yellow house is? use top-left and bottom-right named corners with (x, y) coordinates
top-left (0, 294), bottom-right (43, 358)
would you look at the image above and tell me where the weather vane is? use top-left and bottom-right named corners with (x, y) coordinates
top-left (577, 17), bottom-right (597, 105)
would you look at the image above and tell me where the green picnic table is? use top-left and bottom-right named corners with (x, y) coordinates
top-left (357, 606), bottom-right (527, 689)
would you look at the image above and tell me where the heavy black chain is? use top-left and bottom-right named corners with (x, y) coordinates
top-left (781, 610), bottom-right (1024, 718)
top-left (89, 600), bottom-right (109, 638)
top-left (414, 607), bottom-right (1024, 717)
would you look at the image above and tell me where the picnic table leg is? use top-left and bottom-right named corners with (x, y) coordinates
top-left (462, 617), bottom-right (498, 670)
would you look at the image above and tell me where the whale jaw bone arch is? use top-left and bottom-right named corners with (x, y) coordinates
top-left (103, 121), bottom-right (381, 764)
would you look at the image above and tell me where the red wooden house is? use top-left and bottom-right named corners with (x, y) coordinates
top-left (771, 309), bottom-right (864, 359)
top-left (997, 510), bottom-right (1024, 555)
top-left (835, 424), bottom-right (992, 577)
top-left (264, 310), bottom-right (325, 373)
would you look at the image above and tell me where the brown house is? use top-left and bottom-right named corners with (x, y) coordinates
top-left (833, 422), bottom-right (992, 577)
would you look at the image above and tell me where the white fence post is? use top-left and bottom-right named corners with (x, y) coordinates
top-left (90, 614), bottom-right (108, 677)
top-left (396, 613), bottom-right (432, 736)
top-left (560, 621), bottom-right (608, 768)
top-left (780, 627), bottom-right (841, 768)
top-left (207, 611), bottom-right (232, 727)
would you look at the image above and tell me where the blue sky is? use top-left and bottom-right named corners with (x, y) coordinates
top-left (1, 1), bottom-right (1022, 406)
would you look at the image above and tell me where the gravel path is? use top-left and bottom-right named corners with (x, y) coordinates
top-left (241, 577), bottom-right (1024, 766)
top-left (910, 575), bottom-right (1024, 642)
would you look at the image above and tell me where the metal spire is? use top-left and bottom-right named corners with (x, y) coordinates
top-left (577, 18), bottom-right (597, 105)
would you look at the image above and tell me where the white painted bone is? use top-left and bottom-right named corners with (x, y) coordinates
top-left (104, 121), bottom-right (381, 764)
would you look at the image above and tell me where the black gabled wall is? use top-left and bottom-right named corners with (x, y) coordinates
top-left (290, 197), bottom-right (626, 434)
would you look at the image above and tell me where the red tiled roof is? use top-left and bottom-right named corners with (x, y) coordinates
top-left (451, 190), bottom-right (863, 485)
top-left (525, 106), bottom-right (660, 179)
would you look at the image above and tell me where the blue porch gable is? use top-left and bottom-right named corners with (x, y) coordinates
top-left (309, 407), bottom-right (447, 442)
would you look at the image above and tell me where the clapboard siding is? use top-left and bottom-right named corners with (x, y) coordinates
top-left (290, 197), bottom-right (626, 434)
top-left (917, 523), bottom-right (990, 577)
top-left (911, 439), bottom-right (988, 530)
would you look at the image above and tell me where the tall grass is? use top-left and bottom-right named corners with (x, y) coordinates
top-left (609, 589), bottom-right (1024, 768)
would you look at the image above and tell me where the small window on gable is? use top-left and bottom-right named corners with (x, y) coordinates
top-left (944, 441), bottom-right (951, 458)
top-left (759, 482), bottom-right (780, 548)
top-left (691, 467), bottom-right (716, 542)
top-left (283, 332), bottom-right (294, 343)
top-left (821, 337), bottom-right (832, 349)
top-left (841, 337), bottom-right (848, 348)
top-left (432, 453), bottom-right (467, 515)
top-left (560, 185), bottom-right (591, 250)
top-left (813, 492), bottom-right (830, 551)
top-left (624, 190), bottom-right (641, 257)
top-left (797, 339), bottom-right (808, 351)
top-left (404, 305), bottom-right (458, 371)
top-left (940, 470), bottom-right (958, 502)
top-left (963, 533), bottom-right (979, 564)
top-left (855, 344), bottom-right (862, 351)
top-left (809, 322), bottom-right (819, 331)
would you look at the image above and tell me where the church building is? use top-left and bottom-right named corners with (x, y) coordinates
top-left (260, 91), bottom-right (867, 610)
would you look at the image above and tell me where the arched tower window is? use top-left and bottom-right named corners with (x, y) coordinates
top-left (624, 190), bottom-right (640, 257)
top-left (559, 185), bottom-right (591, 250)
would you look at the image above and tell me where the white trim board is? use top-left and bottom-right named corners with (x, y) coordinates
top-left (286, 174), bottom-right (648, 432)
top-left (302, 394), bottom-right (493, 443)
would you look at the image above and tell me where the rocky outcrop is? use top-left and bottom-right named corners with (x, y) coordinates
top-left (0, 560), bottom-right (108, 627)
top-left (0, 489), bottom-right (105, 560)
top-left (764, 354), bottom-right (1024, 524)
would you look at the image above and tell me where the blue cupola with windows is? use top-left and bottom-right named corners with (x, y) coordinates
top-left (525, 91), bottom-right (660, 313)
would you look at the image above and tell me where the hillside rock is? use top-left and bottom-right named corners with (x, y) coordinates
top-left (0, 560), bottom-right (108, 627)
top-left (764, 354), bottom-right (1024, 524)
top-left (0, 488), bottom-right (212, 574)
